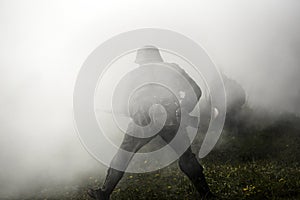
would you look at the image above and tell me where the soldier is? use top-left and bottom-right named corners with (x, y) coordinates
top-left (223, 75), bottom-right (246, 134)
top-left (88, 46), bottom-right (215, 200)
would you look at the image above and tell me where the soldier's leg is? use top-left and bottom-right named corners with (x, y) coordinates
top-left (159, 126), bottom-right (213, 199)
top-left (101, 134), bottom-right (151, 196)
top-left (178, 147), bottom-right (214, 199)
top-left (89, 125), bottom-right (153, 199)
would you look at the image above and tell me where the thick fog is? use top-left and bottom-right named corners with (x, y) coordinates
top-left (0, 0), bottom-right (299, 198)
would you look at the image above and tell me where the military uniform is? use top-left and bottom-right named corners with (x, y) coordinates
top-left (88, 46), bottom-right (214, 200)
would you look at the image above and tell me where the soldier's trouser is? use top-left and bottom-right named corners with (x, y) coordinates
top-left (101, 123), bottom-right (211, 197)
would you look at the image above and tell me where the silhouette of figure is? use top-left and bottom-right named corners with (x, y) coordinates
top-left (88, 46), bottom-right (214, 200)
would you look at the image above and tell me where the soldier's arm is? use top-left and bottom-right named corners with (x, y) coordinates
top-left (182, 71), bottom-right (202, 101)
top-left (179, 109), bottom-right (199, 128)
top-left (170, 63), bottom-right (202, 100)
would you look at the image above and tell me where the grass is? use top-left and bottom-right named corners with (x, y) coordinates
top-left (110, 160), bottom-right (300, 200)
top-left (11, 109), bottom-right (300, 199)
top-left (22, 159), bottom-right (299, 200)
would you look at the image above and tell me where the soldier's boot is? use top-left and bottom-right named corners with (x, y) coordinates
top-left (191, 176), bottom-right (216, 199)
top-left (178, 150), bottom-right (215, 199)
top-left (87, 168), bottom-right (124, 200)
top-left (87, 189), bottom-right (109, 200)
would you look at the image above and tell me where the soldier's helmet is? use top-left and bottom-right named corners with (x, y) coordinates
top-left (135, 45), bottom-right (164, 64)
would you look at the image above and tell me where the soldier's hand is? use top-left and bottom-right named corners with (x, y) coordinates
top-left (149, 104), bottom-right (167, 126)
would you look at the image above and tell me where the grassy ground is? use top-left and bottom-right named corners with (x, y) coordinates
top-left (103, 161), bottom-right (300, 200)
top-left (15, 110), bottom-right (300, 199)
top-left (23, 159), bottom-right (299, 200)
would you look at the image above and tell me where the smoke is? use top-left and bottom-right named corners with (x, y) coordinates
top-left (0, 0), bottom-right (299, 198)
